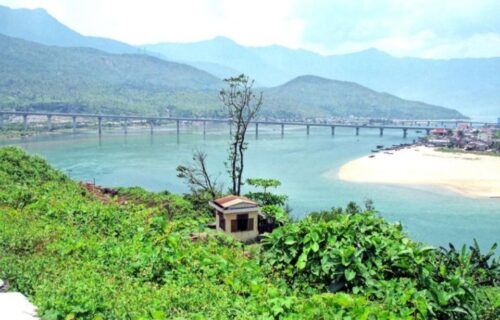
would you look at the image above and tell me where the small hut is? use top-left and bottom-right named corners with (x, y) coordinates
top-left (209, 195), bottom-right (260, 242)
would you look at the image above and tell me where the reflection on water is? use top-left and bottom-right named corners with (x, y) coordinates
top-left (2, 124), bottom-right (499, 249)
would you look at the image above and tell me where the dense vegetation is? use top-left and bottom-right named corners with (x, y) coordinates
top-left (0, 34), bottom-right (466, 120)
top-left (263, 76), bottom-right (466, 119)
top-left (0, 147), bottom-right (498, 319)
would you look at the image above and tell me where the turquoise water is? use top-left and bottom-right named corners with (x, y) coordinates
top-left (2, 124), bottom-right (499, 249)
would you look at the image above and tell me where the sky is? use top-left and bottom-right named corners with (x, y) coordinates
top-left (1, 0), bottom-right (499, 58)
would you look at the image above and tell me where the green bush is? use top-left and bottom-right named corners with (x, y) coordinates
top-left (0, 147), bottom-right (498, 319)
top-left (262, 209), bottom-right (499, 319)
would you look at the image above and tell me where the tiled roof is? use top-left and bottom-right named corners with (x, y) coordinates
top-left (213, 195), bottom-right (258, 209)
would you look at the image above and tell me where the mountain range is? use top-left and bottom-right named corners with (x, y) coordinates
top-left (1, 34), bottom-right (465, 119)
top-left (0, 5), bottom-right (483, 120)
top-left (143, 37), bottom-right (499, 120)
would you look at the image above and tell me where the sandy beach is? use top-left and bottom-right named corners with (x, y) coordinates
top-left (337, 146), bottom-right (500, 198)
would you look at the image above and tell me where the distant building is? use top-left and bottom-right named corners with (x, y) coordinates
top-left (478, 128), bottom-right (493, 144)
top-left (431, 128), bottom-right (447, 136)
top-left (465, 141), bottom-right (489, 151)
top-left (428, 138), bottom-right (450, 147)
top-left (209, 195), bottom-right (261, 242)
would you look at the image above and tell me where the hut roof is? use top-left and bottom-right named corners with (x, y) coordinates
top-left (212, 195), bottom-right (258, 209)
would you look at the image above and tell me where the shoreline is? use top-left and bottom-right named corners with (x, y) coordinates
top-left (336, 146), bottom-right (500, 198)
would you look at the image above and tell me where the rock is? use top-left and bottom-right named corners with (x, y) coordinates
top-left (0, 292), bottom-right (38, 319)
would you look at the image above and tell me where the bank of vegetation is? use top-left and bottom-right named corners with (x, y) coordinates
top-left (0, 33), bottom-right (466, 120)
top-left (0, 146), bottom-right (498, 319)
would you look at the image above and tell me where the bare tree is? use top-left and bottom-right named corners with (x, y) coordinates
top-left (176, 150), bottom-right (221, 199)
top-left (219, 74), bottom-right (262, 195)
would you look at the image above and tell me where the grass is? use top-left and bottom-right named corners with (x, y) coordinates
top-left (436, 147), bottom-right (500, 157)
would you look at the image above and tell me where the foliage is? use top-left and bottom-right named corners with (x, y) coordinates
top-left (261, 205), bottom-right (291, 226)
top-left (437, 241), bottom-right (499, 287)
top-left (246, 178), bottom-right (281, 191)
top-left (307, 201), bottom-right (367, 222)
top-left (262, 208), bottom-right (499, 319)
top-left (0, 147), bottom-right (498, 319)
top-left (245, 178), bottom-right (288, 207)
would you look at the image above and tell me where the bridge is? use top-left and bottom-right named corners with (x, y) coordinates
top-left (0, 111), bottom-right (494, 138)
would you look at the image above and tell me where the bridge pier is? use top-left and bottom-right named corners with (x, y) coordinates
top-left (98, 116), bottom-right (102, 135)
top-left (426, 128), bottom-right (431, 135)
top-left (306, 125), bottom-right (310, 135)
top-left (0, 114), bottom-right (3, 130)
top-left (123, 119), bottom-right (128, 134)
top-left (23, 114), bottom-right (28, 131)
top-left (379, 128), bottom-right (384, 136)
top-left (203, 121), bottom-right (206, 138)
top-left (355, 127), bottom-right (359, 136)
top-left (280, 123), bottom-right (284, 136)
top-left (331, 126), bottom-right (335, 136)
top-left (176, 120), bottom-right (180, 137)
top-left (403, 128), bottom-right (408, 138)
top-left (149, 120), bottom-right (154, 135)
top-left (72, 116), bottom-right (77, 132)
top-left (47, 115), bottom-right (52, 131)
top-left (255, 122), bottom-right (259, 137)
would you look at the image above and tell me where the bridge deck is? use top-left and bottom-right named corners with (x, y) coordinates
top-left (1, 111), bottom-right (491, 130)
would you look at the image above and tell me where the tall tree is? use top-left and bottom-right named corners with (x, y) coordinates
top-left (219, 74), bottom-right (262, 195)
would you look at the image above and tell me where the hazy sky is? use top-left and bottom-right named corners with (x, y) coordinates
top-left (1, 0), bottom-right (499, 58)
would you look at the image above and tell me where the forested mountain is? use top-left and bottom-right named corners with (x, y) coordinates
top-left (1, 5), bottom-right (487, 119)
top-left (262, 76), bottom-right (465, 119)
top-left (144, 38), bottom-right (500, 120)
top-left (0, 34), bottom-right (222, 116)
top-left (0, 34), bottom-right (466, 119)
top-left (0, 35), bottom-right (463, 118)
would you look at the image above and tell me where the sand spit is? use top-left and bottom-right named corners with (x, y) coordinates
top-left (337, 146), bottom-right (500, 198)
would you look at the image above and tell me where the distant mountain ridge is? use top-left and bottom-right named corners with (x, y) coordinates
top-left (144, 37), bottom-right (500, 120)
top-left (0, 34), bottom-right (465, 119)
top-left (262, 76), bottom-right (465, 119)
top-left (1, 5), bottom-right (497, 120)
top-left (0, 5), bottom-right (139, 54)
top-left (0, 5), bottom-right (468, 119)
top-left (0, 34), bottom-right (222, 116)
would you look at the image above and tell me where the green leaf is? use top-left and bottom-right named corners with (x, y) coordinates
top-left (296, 252), bottom-right (308, 270)
top-left (344, 269), bottom-right (356, 281)
top-left (311, 242), bottom-right (319, 252)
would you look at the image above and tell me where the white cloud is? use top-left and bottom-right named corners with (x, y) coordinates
top-left (0, 0), bottom-right (305, 47)
top-left (1, 0), bottom-right (499, 58)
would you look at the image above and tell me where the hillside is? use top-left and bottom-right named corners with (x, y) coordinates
top-left (0, 34), bottom-right (465, 119)
top-left (145, 38), bottom-right (500, 120)
top-left (143, 37), bottom-right (288, 85)
top-left (0, 34), bottom-right (222, 116)
top-left (0, 147), bottom-right (498, 319)
top-left (262, 76), bottom-right (466, 119)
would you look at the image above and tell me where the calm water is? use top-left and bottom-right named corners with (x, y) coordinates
top-left (2, 124), bottom-right (499, 249)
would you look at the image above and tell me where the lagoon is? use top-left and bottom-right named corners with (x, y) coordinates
top-left (2, 124), bottom-right (499, 249)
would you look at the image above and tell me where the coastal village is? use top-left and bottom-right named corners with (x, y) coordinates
top-left (425, 121), bottom-right (500, 153)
